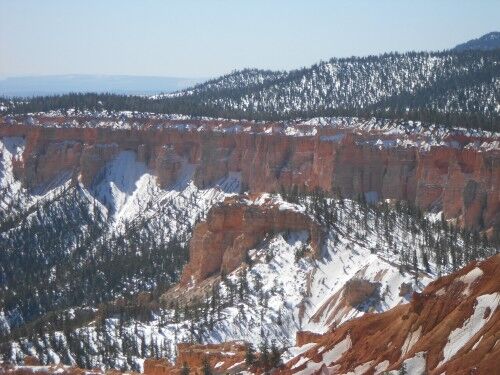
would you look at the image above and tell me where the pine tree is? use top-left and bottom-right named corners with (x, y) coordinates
top-left (181, 362), bottom-right (190, 375)
top-left (202, 357), bottom-right (212, 375)
top-left (412, 249), bottom-right (418, 287)
top-left (245, 343), bottom-right (256, 365)
top-left (270, 340), bottom-right (282, 368)
top-left (259, 338), bottom-right (270, 372)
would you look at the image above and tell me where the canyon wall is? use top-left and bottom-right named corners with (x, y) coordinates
top-left (1, 118), bottom-right (499, 234)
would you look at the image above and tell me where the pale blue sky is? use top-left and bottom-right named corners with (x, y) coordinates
top-left (0, 0), bottom-right (498, 78)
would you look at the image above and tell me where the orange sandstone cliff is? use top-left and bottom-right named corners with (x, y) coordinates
top-left (0, 116), bottom-right (499, 235)
top-left (179, 195), bottom-right (322, 286)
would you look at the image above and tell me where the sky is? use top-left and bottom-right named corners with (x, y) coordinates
top-left (0, 0), bottom-right (499, 79)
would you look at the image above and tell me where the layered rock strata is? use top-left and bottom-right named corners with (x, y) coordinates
top-left (179, 194), bottom-right (322, 285)
top-left (1, 116), bottom-right (498, 233)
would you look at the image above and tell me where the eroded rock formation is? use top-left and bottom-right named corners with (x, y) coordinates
top-left (179, 194), bottom-right (322, 285)
top-left (143, 358), bottom-right (175, 375)
top-left (309, 278), bottom-right (381, 328)
top-left (1, 115), bottom-right (499, 235)
top-left (143, 342), bottom-right (247, 375)
top-left (176, 342), bottom-right (247, 373)
top-left (342, 278), bottom-right (379, 307)
top-left (287, 253), bottom-right (500, 374)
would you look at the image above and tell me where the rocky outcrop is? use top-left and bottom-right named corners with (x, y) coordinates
top-left (23, 356), bottom-right (41, 366)
top-left (296, 331), bottom-right (323, 347)
top-left (399, 282), bottom-right (413, 297)
top-left (284, 254), bottom-right (500, 374)
top-left (179, 194), bottom-right (322, 285)
top-left (1, 116), bottom-right (499, 234)
top-left (342, 278), bottom-right (379, 307)
top-left (142, 342), bottom-right (248, 375)
top-left (176, 342), bottom-right (246, 373)
top-left (143, 359), bottom-right (175, 375)
top-left (308, 277), bottom-right (381, 328)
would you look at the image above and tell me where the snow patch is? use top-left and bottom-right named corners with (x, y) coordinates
top-left (401, 326), bottom-right (422, 356)
top-left (287, 342), bottom-right (318, 358)
top-left (374, 360), bottom-right (390, 374)
top-left (321, 335), bottom-right (351, 365)
top-left (291, 356), bottom-right (310, 370)
top-left (294, 360), bottom-right (323, 375)
top-left (92, 150), bottom-right (150, 218)
top-left (344, 360), bottom-right (374, 375)
top-left (472, 335), bottom-right (483, 351)
top-left (440, 293), bottom-right (499, 366)
top-left (458, 267), bottom-right (483, 296)
top-left (400, 352), bottom-right (426, 375)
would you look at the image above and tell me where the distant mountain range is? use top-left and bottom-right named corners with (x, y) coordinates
top-left (0, 75), bottom-right (205, 97)
top-left (454, 31), bottom-right (500, 51)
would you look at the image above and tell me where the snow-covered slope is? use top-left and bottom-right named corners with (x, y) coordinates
top-left (152, 69), bottom-right (287, 99)
top-left (159, 50), bottom-right (500, 121)
top-left (0, 128), bottom-right (496, 372)
top-left (3, 205), bottom-right (426, 371)
top-left (282, 254), bottom-right (500, 375)
top-left (0, 145), bottom-right (240, 338)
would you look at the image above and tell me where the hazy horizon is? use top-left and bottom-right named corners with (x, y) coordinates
top-left (0, 74), bottom-right (207, 97)
top-left (1, 0), bottom-right (499, 79)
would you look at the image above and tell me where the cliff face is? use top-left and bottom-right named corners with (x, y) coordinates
top-left (179, 194), bottom-right (322, 285)
top-left (1, 116), bottom-right (499, 233)
top-left (285, 253), bottom-right (500, 375)
top-left (139, 342), bottom-right (248, 375)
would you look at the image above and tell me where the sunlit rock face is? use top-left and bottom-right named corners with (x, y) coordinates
top-left (1, 114), bottom-right (499, 234)
top-left (179, 194), bottom-right (322, 285)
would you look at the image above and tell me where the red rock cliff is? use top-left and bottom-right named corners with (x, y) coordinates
top-left (285, 254), bottom-right (500, 374)
top-left (179, 194), bottom-right (322, 285)
top-left (1, 116), bottom-right (498, 233)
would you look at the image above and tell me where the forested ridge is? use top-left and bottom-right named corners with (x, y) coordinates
top-left (1, 49), bottom-right (499, 131)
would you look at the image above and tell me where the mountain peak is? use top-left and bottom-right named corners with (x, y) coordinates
top-left (453, 31), bottom-right (500, 51)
